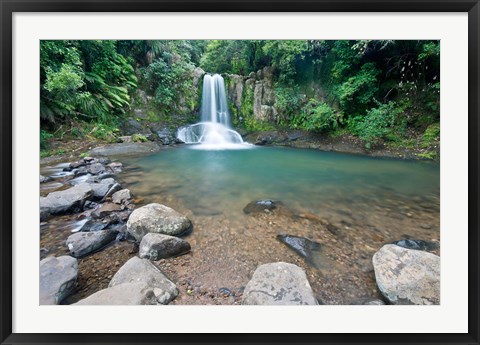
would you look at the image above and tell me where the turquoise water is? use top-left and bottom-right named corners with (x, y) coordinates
top-left (120, 146), bottom-right (439, 217)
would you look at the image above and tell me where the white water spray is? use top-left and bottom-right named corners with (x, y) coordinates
top-left (177, 74), bottom-right (250, 149)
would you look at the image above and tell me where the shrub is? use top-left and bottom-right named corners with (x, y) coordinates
top-left (274, 86), bottom-right (304, 126)
top-left (421, 122), bottom-right (440, 148)
top-left (89, 123), bottom-right (119, 142)
top-left (132, 133), bottom-right (149, 142)
top-left (296, 99), bottom-right (341, 132)
top-left (354, 101), bottom-right (403, 146)
top-left (40, 130), bottom-right (53, 149)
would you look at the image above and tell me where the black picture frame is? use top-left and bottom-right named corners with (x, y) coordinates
top-left (1, 1), bottom-right (479, 344)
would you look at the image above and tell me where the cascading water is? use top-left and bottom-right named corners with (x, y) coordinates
top-left (177, 74), bottom-right (250, 149)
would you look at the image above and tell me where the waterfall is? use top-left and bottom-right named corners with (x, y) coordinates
top-left (177, 74), bottom-right (249, 149)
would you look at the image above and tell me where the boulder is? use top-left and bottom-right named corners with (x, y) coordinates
top-left (79, 219), bottom-right (110, 232)
top-left (107, 162), bottom-right (123, 173)
top-left (391, 239), bottom-right (439, 253)
top-left (102, 183), bottom-right (123, 201)
top-left (157, 129), bottom-right (172, 145)
top-left (40, 175), bottom-right (51, 183)
top-left (112, 189), bottom-right (132, 204)
top-left (69, 161), bottom-right (86, 169)
top-left (40, 256), bottom-right (78, 305)
top-left (277, 234), bottom-right (322, 266)
top-left (242, 262), bottom-right (318, 305)
top-left (127, 203), bottom-right (192, 241)
top-left (87, 163), bottom-right (106, 175)
top-left (372, 244), bottom-right (440, 305)
top-left (85, 178), bottom-right (116, 199)
top-left (66, 229), bottom-right (118, 258)
top-left (139, 233), bottom-right (191, 260)
top-left (73, 282), bottom-right (158, 305)
top-left (83, 156), bottom-right (95, 163)
top-left (109, 257), bottom-right (178, 304)
top-left (91, 203), bottom-right (123, 219)
top-left (40, 184), bottom-right (93, 216)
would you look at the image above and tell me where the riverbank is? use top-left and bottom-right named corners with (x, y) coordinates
top-left (41, 125), bottom-right (439, 165)
top-left (243, 129), bottom-right (439, 160)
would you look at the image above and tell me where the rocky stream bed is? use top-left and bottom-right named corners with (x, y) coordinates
top-left (40, 143), bottom-right (440, 306)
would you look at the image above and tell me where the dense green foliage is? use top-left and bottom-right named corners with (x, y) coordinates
top-left (40, 40), bottom-right (137, 125)
top-left (40, 39), bottom-right (440, 156)
top-left (201, 39), bottom-right (440, 146)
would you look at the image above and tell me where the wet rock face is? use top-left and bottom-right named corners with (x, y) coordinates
top-left (139, 233), bottom-right (191, 261)
top-left (242, 262), bottom-right (318, 305)
top-left (373, 244), bottom-right (440, 305)
top-left (66, 230), bottom-right (119, 258)
top-left (391, 239), bottom-right (439, 253)
top-left (109, 257), bottom-right (178, 304)
top-left (40, 183), bottom-right (93, 216)
top-left (127, 203), bottom-right (192, 241)
top-left (40, 256), bottom-right (78, 305)
top-left (73, 282), bottom-right (159, 305)
top-left (243, 199), bottom-right (278, 214)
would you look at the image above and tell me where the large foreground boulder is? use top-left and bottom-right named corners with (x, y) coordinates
top-left (373, 244), bottom-right (440, 305)
top-left (242, 262), bottom-right (318, 305)
top-left (109, 257), bottom-right (178, 304)
top-left (40, 184), bottom-right (93, 216)
top-left (139, 233), bottom-right (191, 261)
top-left (40, 256), bottom-right (78, 305)
top-left (66, 230), bottom-right (118, 258)
top-left (127, 203), bottom-right (192, 241)
top-left (73, 282), bottom-right (158, 305)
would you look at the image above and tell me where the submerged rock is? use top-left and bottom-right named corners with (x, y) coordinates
top-left (40, 184), bottom-right (93, 216)
top-left (391, 239), bottom-right (439, 252)
top-left (242, 262), bottom-right (317, 305)
top-left (127, 203), bottom-right (192, 241)
top-left (79, 219), bottom-right (110, 232)
top-left (243, 199), bottom-right (279, 214)
top-left (73, 282), bottom-right (158, 305)
top-left (373, 244), bottom-right (440, 305)
top-left (109, 257), bottom-right (178, 304)
top-left (66, 229), bottom-right (119, 258)
top-left (277, 234), bottom-right (321, 259)
top-left (40, 256), bottom-right (78, 305)
top-left (139, 233), bottom-right (191, 260)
